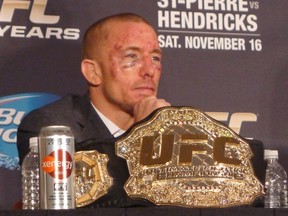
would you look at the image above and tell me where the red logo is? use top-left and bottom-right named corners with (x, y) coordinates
top-left (42, 149), bottom-right (73, 179)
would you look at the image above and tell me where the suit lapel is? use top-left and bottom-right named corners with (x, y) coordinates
top-left (72, 92), bottom-right (114, 143)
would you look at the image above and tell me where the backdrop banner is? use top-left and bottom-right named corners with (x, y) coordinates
top-left (0, 0), bottom-right (287, 209)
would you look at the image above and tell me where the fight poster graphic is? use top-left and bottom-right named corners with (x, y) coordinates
top-left (157, 0), bottom-right (262, 51)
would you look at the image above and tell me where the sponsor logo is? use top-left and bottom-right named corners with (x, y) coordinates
top-left (0, 0), bottom-right (80, 40)
top-left (0, 93), bottom-right (60, 170)
top-left (42, 149), bottom-right (73, 179)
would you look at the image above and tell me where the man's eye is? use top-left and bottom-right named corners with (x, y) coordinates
top-left (126, 53), bottom-right (137, 59)
top-left (152, 56), bottom-right (161, 62)
top-left (122, 53), bottom-right (139, 68)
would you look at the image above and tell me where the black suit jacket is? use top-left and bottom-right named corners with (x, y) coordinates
top-left (17, 92), bottom-right (113, 165)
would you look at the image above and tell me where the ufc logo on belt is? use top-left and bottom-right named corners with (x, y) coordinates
top-left (140, 133), bottom-right (242, 166)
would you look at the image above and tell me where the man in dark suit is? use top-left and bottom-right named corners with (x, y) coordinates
top-left (17, 13), bottom-right (170, 207)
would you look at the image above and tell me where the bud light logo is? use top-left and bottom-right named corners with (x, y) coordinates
top-left (0, 93), bottom-right (60, 170)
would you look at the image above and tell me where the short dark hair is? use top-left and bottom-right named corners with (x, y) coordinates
top-left (81, 13), bottom-right (155, 59)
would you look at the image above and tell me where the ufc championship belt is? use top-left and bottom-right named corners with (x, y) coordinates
top-left (116, 107), bottom-right (264, 208)
top-left (75, 150), bottom-right (113, 207)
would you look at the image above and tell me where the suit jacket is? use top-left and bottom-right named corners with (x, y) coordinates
top-left (17, 92), bottom-right (113, 165)
top-left (17, 92), bottom-right (153, 208)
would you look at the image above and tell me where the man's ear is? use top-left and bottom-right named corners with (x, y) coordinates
top-left (81, 59), bottom-right (102, 86)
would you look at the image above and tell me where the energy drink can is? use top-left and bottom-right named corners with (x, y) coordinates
top-left (38, 125), bottom-right (75, 209)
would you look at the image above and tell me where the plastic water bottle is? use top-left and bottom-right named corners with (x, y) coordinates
top-left (21, 137), bottom-right (40, 209)
top-left (264, 149), bottom-right (288, 208)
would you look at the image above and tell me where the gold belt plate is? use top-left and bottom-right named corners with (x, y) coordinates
top-left (116, 107), bottom-right (264, 208)
top-left (75, 150), bottom-right (113, 207)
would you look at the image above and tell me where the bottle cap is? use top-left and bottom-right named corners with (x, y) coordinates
top-left (264, 149), bottom-right (278, 159)
top-left (29, 137), bottom-right (38, 149)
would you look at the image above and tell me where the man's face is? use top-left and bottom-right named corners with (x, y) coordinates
top-left (98, 21), bottom-right (162, 113)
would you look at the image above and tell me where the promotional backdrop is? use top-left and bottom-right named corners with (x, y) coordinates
top-left (0, 0), bottom-right (287, 209)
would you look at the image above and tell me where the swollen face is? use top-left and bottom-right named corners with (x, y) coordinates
top-left (100, 21), bottom-right (162, 112)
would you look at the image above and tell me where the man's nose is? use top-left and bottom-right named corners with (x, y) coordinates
top-left (140, 57), bottom-right (155, 78)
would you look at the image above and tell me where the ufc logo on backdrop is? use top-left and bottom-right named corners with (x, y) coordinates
top-left (0, 0), bottom-right (59, 24)
top-left (206, 112), bottom-right (257, 135)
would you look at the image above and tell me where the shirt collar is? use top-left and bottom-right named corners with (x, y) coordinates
top-left (91, 102), bottom-right (125, 137)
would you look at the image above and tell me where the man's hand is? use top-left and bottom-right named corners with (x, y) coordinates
top-left (133, 96), bottom-right (171, 123)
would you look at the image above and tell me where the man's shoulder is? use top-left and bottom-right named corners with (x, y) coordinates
top-left (19, 94), bottom-right (88, 127)
top-left (31, 94), bottom-right (80, 114)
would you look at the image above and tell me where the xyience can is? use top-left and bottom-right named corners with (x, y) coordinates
top-left (38, 125), bottom-right (75, 209)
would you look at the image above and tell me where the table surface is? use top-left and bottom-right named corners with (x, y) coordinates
top-left (1, 207), bottom-right (288, 216)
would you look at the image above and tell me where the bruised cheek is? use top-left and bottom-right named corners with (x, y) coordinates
top-left (154, 65), bottom-right (162, 79)
top-left (108, 51), bottom-right (122, 78)
top-left (156, 64), bottom-right (162, 72)
top-left (114, 42), bottom-right (123, 50)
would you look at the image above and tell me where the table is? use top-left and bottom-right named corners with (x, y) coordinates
top-left (1, 207), bottom-right (288, 216)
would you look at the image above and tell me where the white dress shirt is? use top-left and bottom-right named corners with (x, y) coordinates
top-left (91, 103), bottom-right (125, 137)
